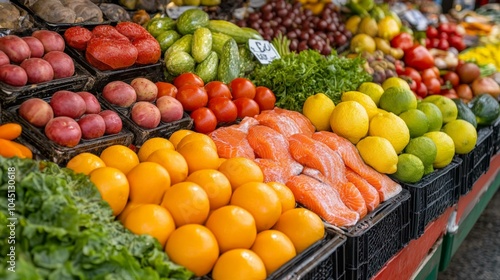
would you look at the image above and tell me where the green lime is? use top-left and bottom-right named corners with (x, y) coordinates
top-left (422, 95), bottom-right (458, 124)
top-left (399, 109), bottom-right (430, 138)
top-left (357, 82), bottom-right (384, 106)
top-left (379, 86), bottom-right (417, 115)
top-left (392, 153), bottom-right (425, 183)
top-left (417, 102), bottom-right (443, 132)
top-left (424, 164), bottom-right (434, 176)
top-left (382, 77), bottom-right (411, 91)
top-left (404, 136), bottom-right (437, 166)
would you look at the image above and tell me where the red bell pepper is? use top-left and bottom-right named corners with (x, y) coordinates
top-left (404, 45), bottom-right (435, 71)
top-left (390, 33), bottom-right (414, 51)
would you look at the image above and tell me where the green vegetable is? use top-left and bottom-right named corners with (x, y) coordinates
top-left (468, 93), bottom-right (500, 126)
top-left (147, 17), bottom-right (176, 38)
top-left (211, 32), bottom-right (232, 56)
top-left (157, 30), bottom-right (181, 54)
top-left (217, 38), bottom-right (240, 84)
top-left (166, 51), bottom-right (195, 76)
top-left (165, 34), bottom-right (192, 57)
top-left (207, 20), bottom-right (260, 44)
top-left (192, 27), bottom-right (212, 63)
top-left (176, 9), bottom-right (210, 35)
top-left (453, 98), bottom-right (478, 128)
top-left (195, 51), bottom-right (219, 83)
top-left (0, 157), bottom-right (193, 280)
top-left (249, 49), bottom-right (372, 112)
top-left (271, 33), bottom-right (291, 57)
top-left (238, 44), bottom-right (256, 76)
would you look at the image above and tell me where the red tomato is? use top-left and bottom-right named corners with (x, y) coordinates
top-left (408, 79), bottom-right (418, 92)
top-left (173, 73), bottom-right (204, 88)
top-left (208, 97), bottom-right (238, 123)
top-left (176, 85), bottom-right (208, 111)
top-left (404, 45), bottom-right (434, 71)
top-left (155, 82), bottom-right (177, 98)
top-left (424, 78), bottom-right (441, 95)
top-left (426, 26), bottom-right (438, 39)
top-left (421, 68), bottom-right (438, 81)
top-left (416, 81), bottom-right (428, 98)
top-left (438, 23), bottom-right (451, 34)
top-left (233, 97), bottom-right (260, 118)
top-left (431, 66), bottom-right (440, 77)
top-left (442, 72), bottom-right (460, 88)
top-left (254, 86), bottom-right (276, 111)
top-left (395, 61), bottom-right (405, 76)
top-left (449, 36), bottom-right (466, 51)
top-left (205, 81), bottom-right (232, 100)
top-left (402, 67), bottom-right (422, 85)
top-left (229, 77), bottom-right (256, 99)
top-left (390, 32), bottom-right (414, 51)
top-left (190, 107), bottom-right (217, 134)
top-left (437, 38), bottom-right (449, 51)
top-left (440, 88), bottom-right (458, 99)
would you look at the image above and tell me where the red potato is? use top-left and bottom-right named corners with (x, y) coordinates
top-left (102, 81), bottom-right (137, 107)
top-left (99, 110), bottom-right (123, 134)
top-left (77, 91), bottom-right (101, 114)
top-left (132, 37), bottom-right (161, 65)
top-left (0, 35), bottom-right (31, 64)
top-left (20, 58), bottom-right (54, 84)
top-left (77, 114), bottom-right (106, 139)
top-left (45, 116), bottom-right (82, 147)
top-left (156, 96), bottom-right (184, 123)
top-left (0, 50), bottom-right (9, 66)
top-left (43, 51), bottom-right (75, 79)
top-left (131, 101), bottom-right (161, 129)
top-left (131, 77), bottom-right (158, 102)
top-left (22, 36), bottom-right (45, 58)
top-left (0, 64), bottom-right (28, 86)
top-left (18, 98), bottom-right (54, 127)
top-left (50, 90), bottom-right (87, 119)
top-left (32, 30), bottom-right (65, 53)
top-left (64, 26), bottom-right (93, 51)
top-left (85, 38), bottom-right (138, 71)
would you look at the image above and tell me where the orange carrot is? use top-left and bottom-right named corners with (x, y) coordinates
top-left (0, 139), bottom-right (25, 159)
top-left (0, 123), bottom-right (22, 140)
top-left (9, 141), bottom-right (33, 159)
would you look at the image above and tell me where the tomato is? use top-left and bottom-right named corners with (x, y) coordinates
top-left (437, 38), bottom-right (449, 51)
top-left (426, 26), bottom-right (438, 39)
top-left (390, 32), bottom-right (414, 51)
top-left (173, 73), bottom-right (204, 88)
top-left (176, 85), bottom-right (208, 112)
top-left (229, 77), bottom-right (256, 99)
top-left (421, 68), bottom-right (438, 81)
top-left (401, 67), bottom-right (422, 85)
top-left (395, 61), bottom-right (405, 76)
top-left (439, 32), bottom-right (448, 40)
top-left (190, 107), bottom-right (217, 134)
top-left (440, 88), bottom-right (458, 99)
top-left (438, 23), bottom-right (451, 34)
top-left (155, 82), bottom-right (177, 98)
top-left (425, 38), bottom-right (432, 49)
top-left (431, 38), bottom-right (440, 49)
top-left (430, 66), bottom-right (440, 78)
top-left (404, 45), bottom-right (434, 71)
top-left (449, 36), bottom-right (466, 51)
top-left (407, 79), bottom-right (418, 92)
top-left (416, 81), bottom-right (428, 98)
top-left (424, 78), bottom-right (441, 95)
top-left (254, 86), bottom-right (276, 111)
top-left (442, 72), bottom-right (460, 88)
top-left (205, 81), bottom-right (232, 100)
top-left (207, 97), bottom-right (238, 123)
top-left (233, 97), bottom-right (260, 118)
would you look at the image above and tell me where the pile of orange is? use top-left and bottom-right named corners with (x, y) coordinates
top-left (65, 131), bottom-right (326, 279)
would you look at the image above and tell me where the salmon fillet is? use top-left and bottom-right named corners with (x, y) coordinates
top-left (209, 126), bottom-right (255, 159)
top-left (255, 110), bottom-right (304, 138)
top-left (345, 167), bottom-right (380, 212)
top-left (255, 158), bottom-right (296, 184)
top-left (274, 108), bottom-right (316, 136)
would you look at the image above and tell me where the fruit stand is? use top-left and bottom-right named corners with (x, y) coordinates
top-left (1, 0), bottom-right (500, 279)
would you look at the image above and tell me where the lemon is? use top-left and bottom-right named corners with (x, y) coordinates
top-left (377, 17), bottom-right (400, 40)
top-left (416, 102), bottom-right (443, 132)
top-left (341, 91), bottom-right (378, 119)
top-left (442, 119), bottom-right (478, 154)
top-left (423, 131), bottom-right (456, 169)
top-left (369, 112), bottom-right (410, 154)
top-left (379, 86), bottom-right (418, 115)
top-left (330, 101), bottom-right (369, 144)
top-left (404, 136), bottom-right (437, 167)
top-left (350, 34), bottom-right (376, 53)
top-left (382, 77), bottom-right (411, 91)
top-left (398, 109), bottom-right (429, 138)
top-left (358, 17), bottom-right (378, 37)
top-left (356, 136), bottom-right (398, 174)
top-left (357, 82), bottom-right (384, 106)
top-left (421, 95), bottom-right (458, 124)
top-left (302, 93), bottom-right (335, 131)
top-left (392, 153), bottom-right (425, 183)
top-left (345, 15), bottom-right (362, 35)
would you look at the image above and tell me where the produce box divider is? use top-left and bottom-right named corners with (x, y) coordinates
top-left (491, 117), bottom-right (500, 155)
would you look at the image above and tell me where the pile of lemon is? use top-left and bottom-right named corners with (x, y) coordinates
top-left (303, 77), bottom-right (478, 184)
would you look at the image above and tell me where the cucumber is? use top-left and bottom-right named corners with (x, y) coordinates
top-left (195, 51), bottom-right (219, 83)
top-left (453, 98), bottom-right (478, 128)
top-left (192, 27), bottom-right (212, 63)
top-left (238, 44), bottom-right (255, 75)
top-left (218, 38), bottom-right (240, 84)
top-left (147, 17), bottom-right (176, 38)
top-left (176, 9), bottom-right (210, 35)
top-left (211, 32), bottom-right (232, 56)
top-left (165, 34), bottom-right (192, 57)
top-left (157, 30), bottom-right (181, 54)
top-left (468, 93), bottom-right (500, 126)
top-left (208, 20), bottom-right (260, 44)
top-left (166, 51), bottom-right (195, 76)
top-left (241, 27), bottom-right (264, 40)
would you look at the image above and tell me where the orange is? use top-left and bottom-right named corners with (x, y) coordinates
top-left (165, 224), bottom-right (219, 277)
top-left (218, 157), bottom-right (264, 190)
top-left (146, 148), bottom-right (189, 184)
top-left (177, 142), bottom-right (220, 174)
top-left (205, 205), bottom-right (257, 253)
top-left (186, 169), bottom-right (232, 210)
top-left (117, 202), bottom-right (143, 223)
top-left (211, 249), bottom-right (267, 280)
top-left (217, 157), bottom-right (227, 168)
top-left (175, 132), bottom-right (217, 151)
top-left (137, 137), bottom-right (175, 162)
top-left (160, 181), bottom-right (210, 226)
top-left (250, 230), bottom-right (297, 275)
top-left (66, 152), bottom-right (106, 175)
top-left (89, 167), bottom-right (129, 216)
top-left (267, 182), bottom-right (296, 213)
top-left (230, 182), bottom-right (282, 232)
top-left (168, 129), bottom-right (195, 149)
top-left (99, 145), bottom-right (139, 175)
top-left (127, 162), bottom-right (171, 204)
top-left (123, 204), bottom-right (175, 248)
top-left (272, 208), bottom-right (325, 254)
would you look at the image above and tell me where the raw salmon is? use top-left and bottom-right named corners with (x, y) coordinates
top-left (345, 167), bottom-right (380, 212)
top-left (208, 125), bottom-right (256, 160)
top-left (235, 117), bottom-right (259, 133)
top-left (274, 108), bottom-right (316, 136)
top-left (255, 109), bottom-right (308, 137)
top-left (286, 174), bottom-right (359, 227)
top-left (255, 158), bottom-right (296, 184)
top-left (312, 131), bottom-right (402, 201)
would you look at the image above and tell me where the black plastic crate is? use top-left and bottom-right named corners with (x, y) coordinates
top-left (336, 189), bottom-right (411, 280)
top-left (492, 117), bottom-right (500, 155)
top-left (463, 153), bottom-right (491, 195)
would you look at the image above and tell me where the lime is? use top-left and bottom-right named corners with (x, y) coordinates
top-left (356, 136), bottom-right (398, 174)
top-left (330, 101), bottom-right (369, 144)
top-left (358, 17), bottom-right (378, 37)
top-left (442, 119), bottom-right (478, 154)
top-left (379, 86), bottom-right (417, 115)
top-left (302, 93), bottom-right (335, 131)
top-left (423, 131), bottom-right (455, 169)
top-left (357, 82), bottom-right (384, 106)
top-left (417, 102), bottom-right (443, 131)
top-left (424, 164), bottom-right (434, 175)
top-left (392, 153), bottom-right (425, 183)
top-left (369, 112), bottom-right (410, 154)
top-left (398, 109), bottom-right (430, 138)
top-left (422, 95), bottom-right (458, 124)
top-left (404, 136), bottom-right (437, 166)
top-left (350, 34), bottom-right (376, 53)
top-left (382, 77), bottom-right (411, 91)
top-left (341, 91), bottom-right (378, 119)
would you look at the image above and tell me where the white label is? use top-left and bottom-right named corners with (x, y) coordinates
top-left (166, 3), bottom-right (201, 19)
top-left (248, 39), bottom-right (280, 65)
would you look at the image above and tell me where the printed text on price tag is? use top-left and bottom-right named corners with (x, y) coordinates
top-left (248, 39), bottom-right (281, 65)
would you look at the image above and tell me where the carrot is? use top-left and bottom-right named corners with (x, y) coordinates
top-left (0, 123), bottom-right (22, 140)
top-left (0, 139), bottom-right (25, 159)
top-left (9, 141), bottom-right (33, 159)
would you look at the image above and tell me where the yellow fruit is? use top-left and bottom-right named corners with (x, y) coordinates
top-left (137, 137), bottom-right (174, 162)
top-left (123, 204), bottom-right (175, 247)
top-left (161, 181), bottom-right (210, 226)
top-left (89, 167), bottom-right (129, 216)
top-left (127, 162), bottom-right (171, 204)
top-left (398, 109), bottom-right (430, 138)
top-left (205, 205), bottom-right (257, 253)
top-left (377, 17), bottom-right (400, 40)
top-left (345, 15), bottom-right (362, 34)
top-left (422, 95), bottom-right (458, 124)
top-left (358, 17), bottom-right (378, 37)
top-left (250, 230), bottom-right (296, 275)
top-left (272, 208), bottom-right (324, 254)
top-left (230, 182), bottom-right (282, 232)
top-left (357, 82), bottom-right (384, 106)
top-left (117, 202), bottom-right (143, 223)
top-left (382, 77), bottom-right (411, 91)
top-left (423, 131), bottom-right (456, 168)
top-left (211, 249), bottom-right (266, 280)
top-left (146, 148), bottom-right (189, 184)
top-left (350, 34), bottom-right (376, 53)
top-left (341, 91), bottom-right (379, 119)
top-left (165, 224), bottom-right (219, 277)
top-left (177, 142), bottom-right (220, 174)
top-left (267, 182), bottom-right (296, 213)
top-left (379, 86), bottom-right (418, 115)
top-left (186, 169), bottom-right (232, 210)
top-left (302, 93), bottom-right (335, 131)
top-left (66, 152), bottom-right (106, 175)
top-left (218, 157), bottom-right (264, 190)
top-left (417, 102), bottom-right (443, 131)
top-left (356, 136), bottom-right (398, 174)
top-left (442, 119), bottom-right (477, 154)
top-left (99, 145), bottom-right (139, 175)
top-left (369, 112), bottom-right (410, 154)
top-left (168, 129), bottom-right (195, 149)
top-left (392, 153), bottom-right (425, 183)
top-left (176, 132), bottom-right (217, 151)
top-left (330, 101), bottom-right (369, 144)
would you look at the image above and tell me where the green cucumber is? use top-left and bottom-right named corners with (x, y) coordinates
top-left (176, 9), bottom-right (210, 35)
top-left (192, 27), bottom-right (212, 63)
top-left (157, 30), bottom-right (181, 54)
top-left (165, 34), bottom-right (192, 57)
top-left (147, 17), bottom-right (177, 38)
top-left (241, 27), bottom-right (264, 40)
top-left (218, 38), bottom-right (240, 84)
top-left (468, 94), bottom-right (500, 126)
top-left (211, 32), bottom-right (232, 56)
top-left (453, 98), bottom-right (478, 128)
top-left (208, 20), bottom-right (260, 44)
top-left (195, 51), bottom-right (219, 83)
top-left (165, 51), bottom-right (195, 76)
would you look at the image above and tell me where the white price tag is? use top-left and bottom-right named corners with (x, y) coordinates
top-left (248, 39), bottom-right (280, 65)
top-left (166, 3), bottom-right (201, 19)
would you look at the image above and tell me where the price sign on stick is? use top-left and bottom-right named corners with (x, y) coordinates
top-left (248, 39), bottom-right (281, 65)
